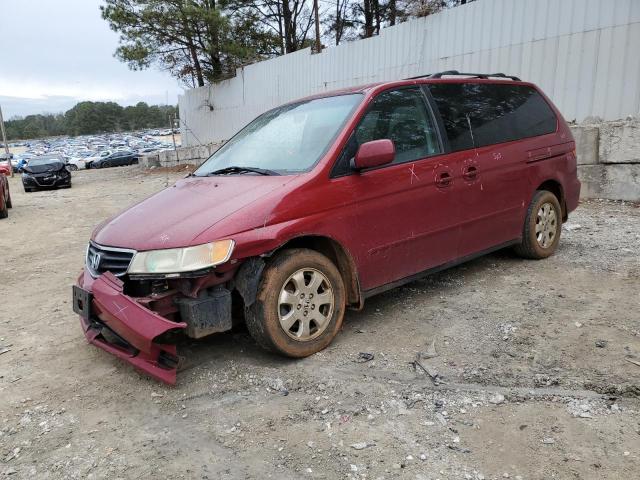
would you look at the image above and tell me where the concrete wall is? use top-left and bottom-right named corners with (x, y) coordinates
top-left (572, 119), bottom-right (640, 201)
top-left (179, 0), bottom-right (640, 147)
top-left (139, 143), bottom-right (222, 169)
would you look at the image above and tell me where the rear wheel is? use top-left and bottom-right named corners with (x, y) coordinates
top-left (246, 248), bottom-right (346, 357)
top-left (6, 192), bottom-right (11, 208)
top-left (514, 190), bottom-right (562, 259)
top-left (0, 198), bottom-right (7, 219)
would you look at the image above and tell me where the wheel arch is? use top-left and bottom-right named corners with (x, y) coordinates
top-left (536, 179), bottom-right (567, 221)
top-left (271, 235), bottom-right (362, 309)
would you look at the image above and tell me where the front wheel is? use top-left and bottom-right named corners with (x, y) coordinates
top-left (514, 190), bottom-right (562, 259)
top-left (68, 164), bottom-right (78, 171)
top-left (246, 248), bottom-right (345, 358)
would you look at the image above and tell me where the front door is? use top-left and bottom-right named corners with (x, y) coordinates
top-left (329, 87), bottom-right (462, 292)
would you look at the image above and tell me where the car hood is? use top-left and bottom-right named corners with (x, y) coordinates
top-left (23, 162), bottom-right (66, 174)
top-left (93, 175), bottom-right (297, 251)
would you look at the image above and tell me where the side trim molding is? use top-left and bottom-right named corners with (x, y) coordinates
top-left (363, 239), bottom-right (520, 299)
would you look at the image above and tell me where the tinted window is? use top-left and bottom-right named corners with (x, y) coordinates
top-left (428, 83), bottom-right (557, 151)
top-left (333, 88), bottom-right (440, 175)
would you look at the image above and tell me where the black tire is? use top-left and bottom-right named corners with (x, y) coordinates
top-left (23, 186), bottom-right (33, 193)
top-left (68, 164), bottom-right (78, 171)
top-left (514, 190), bottom-right (562, 259)
top-left (0, 198), bottom-right (7, 219)
top-left (246, 248), bottom-right (346, 358)
top-left (6, 192), bottom-right (11, 208)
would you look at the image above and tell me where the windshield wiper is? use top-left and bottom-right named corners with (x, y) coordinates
top-left (202, 166), bottom-right (280, 176)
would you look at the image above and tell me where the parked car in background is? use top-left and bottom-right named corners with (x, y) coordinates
top-left (90, 150), bottom-right (138, 168)
top-left (83, 150), bottom-right (112, 169)
top-left (73, 72), bottom-right (580, 384)
top-left (22, 156), bottom-right (72, 192)
top-left (1, 152), bottom-right (13, 167)
top-left (0, 163), bottom-right (12, 219)
top-left (15, 158), bottom-right (26, 172)
top-left (67, 151), bottom-right (95, 170)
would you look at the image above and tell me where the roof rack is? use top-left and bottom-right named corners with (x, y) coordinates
top-left (427, 70), bottom-right (521, 81)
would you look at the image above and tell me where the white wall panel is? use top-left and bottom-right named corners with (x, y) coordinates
top-left (180, 0), bottom-right (640, 146)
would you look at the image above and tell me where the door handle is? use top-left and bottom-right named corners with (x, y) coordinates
top-left (463, 165), bottom-right (478, 180)
top-left (436, 171), bottom-right (452, 187)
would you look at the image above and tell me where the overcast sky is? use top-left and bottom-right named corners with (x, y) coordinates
top-left (0, 0), bottom-right (182, 119)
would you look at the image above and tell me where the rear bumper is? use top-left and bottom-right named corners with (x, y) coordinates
top-left (75, 270), bottom-right (186, 384)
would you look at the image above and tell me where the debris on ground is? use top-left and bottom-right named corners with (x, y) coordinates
top-left (356, 352), bottom-right (375, 363)
top-left (625, 358), bottom-right (640, 368)
top-left (413, 357), bottom-right (446, 385)
top-left (350, 441), bottom-right (375, 450)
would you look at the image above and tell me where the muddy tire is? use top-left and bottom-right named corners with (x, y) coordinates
top-left (246, 248), bottom-right (345, 358)
top-left (514, 190), bottom-right (562, 259)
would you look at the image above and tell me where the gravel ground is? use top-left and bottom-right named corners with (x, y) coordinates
top-left (1, 166), bottom-right (639, 480)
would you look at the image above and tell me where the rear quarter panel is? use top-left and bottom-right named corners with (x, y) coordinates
top-left (523, 85), bottom-right (580, 217)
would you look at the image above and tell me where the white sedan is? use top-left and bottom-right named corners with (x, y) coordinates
top-left (67, 151), bottom-right (112, 170)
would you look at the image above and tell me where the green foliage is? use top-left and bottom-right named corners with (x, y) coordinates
top-left (101, 0), bottom-right (277, 87)
top-left (101, 0), bottom-right (474, 88)
top-left (5, 102), bottom-right (178, 140)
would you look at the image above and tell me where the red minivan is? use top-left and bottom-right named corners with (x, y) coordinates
top-left (0, 163), bottom-right (12, 219)
top-left (73, 72), bottom-right (580, 383)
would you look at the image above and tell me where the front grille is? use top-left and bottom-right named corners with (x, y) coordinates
top-left (87, 242), bottom-right (136, 278)
top-left (33, 174), bottom-right (57, 186)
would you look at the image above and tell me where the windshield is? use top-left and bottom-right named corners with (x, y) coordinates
top-left (28, 158), bottom-right (62, 166)
top-left (195, 94), bottom-right (363, 176)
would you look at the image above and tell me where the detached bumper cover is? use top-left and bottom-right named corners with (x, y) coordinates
top-left (75, 271), bottom-right (186, 384)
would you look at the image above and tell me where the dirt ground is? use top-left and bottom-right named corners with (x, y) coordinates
top-left (1, 166), bottom-right (639, 480)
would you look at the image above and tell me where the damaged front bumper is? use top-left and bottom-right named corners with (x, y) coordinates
top-left (74, 271), bottom-right (187, 384)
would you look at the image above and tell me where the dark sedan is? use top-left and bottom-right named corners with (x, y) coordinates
top-left (22, 157), bottom-right (72, 192)
top-left (91, 151), bottom-right (139, 168)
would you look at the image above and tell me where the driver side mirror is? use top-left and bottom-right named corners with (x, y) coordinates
top-left (352, 139), bottom-right (395, 171)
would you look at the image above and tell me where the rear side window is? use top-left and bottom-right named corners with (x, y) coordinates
top-left (428, 83), bottom-right (557, 151)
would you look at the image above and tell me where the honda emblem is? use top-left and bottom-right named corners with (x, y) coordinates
top-left (90, 252), bottom-right (102, 271)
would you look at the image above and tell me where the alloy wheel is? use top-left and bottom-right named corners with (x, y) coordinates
top-left (535, 202), bottom-right (557, 248)
top-left (278, 268), bottom-right (334, 341)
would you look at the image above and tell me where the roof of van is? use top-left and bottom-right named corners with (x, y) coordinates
top-left (293, 73), bottom-right (531, 104)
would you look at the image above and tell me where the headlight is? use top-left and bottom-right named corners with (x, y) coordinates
top-left (128, 240), bottom-right (234, 274)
